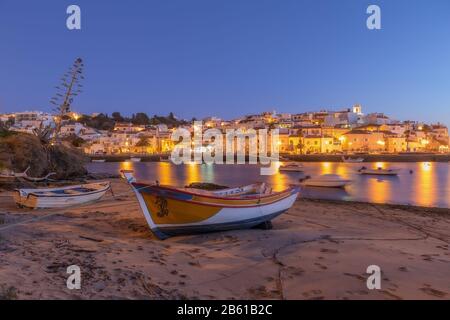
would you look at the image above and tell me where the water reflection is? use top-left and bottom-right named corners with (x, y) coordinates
top-left (89, 161), bottom-right (450, 208)
top-left (414, 162), bottom-right (437, 207)
top-left (365, 176), bottom-right (393, 204)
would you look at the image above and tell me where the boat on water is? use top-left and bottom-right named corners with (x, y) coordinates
top-left (342, 156), bottom-right (365, 163)
top-left (279, 162), bottom-right (304, 172)
top-left (160, 157), bottom-right (171, 163)
top-left (300, 174), bottom-right (352, 188)
top-left (128, 157), bottom-right (141, 162)
top-left (14, 182), bottom-right (110, 209)
top-left (358, 167), bottom-right (399, 176)
top-left (92, 159), bottom-right (106, 163)
top-left (121, 170), bottom-right (300, 239)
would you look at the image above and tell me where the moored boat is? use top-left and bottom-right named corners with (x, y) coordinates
top-left (300, 174), bottom-right (352, 188)
top-left (121, 170), bottom-right (299, 239)
top-left (279, 162), bottom-right (304, 172)
top-left (92, 159), bottom-right (106, 163)
top-left (358, 167), bottom-right (399, 176)
top-left (14, 182), bottom-right (110, 209)
top-left (128, 157), bottom-right (141, 162)
top-left (342, 156), bottom-right (365, 163)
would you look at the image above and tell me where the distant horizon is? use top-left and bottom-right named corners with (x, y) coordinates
top-left (1, 1), bottom-right (449, 127)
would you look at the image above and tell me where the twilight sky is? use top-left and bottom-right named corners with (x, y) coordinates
top-left (0, 0), bottom-right (449, 125)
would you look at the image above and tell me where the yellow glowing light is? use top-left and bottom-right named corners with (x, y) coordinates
top-left (338, 136), bottom-right (346, 142)
top-left (375, 162), bottom-right (386, 169)
top-left (421, 139), bottom-right (429, 145)
top-left (422, 162), bottom-right (432, 171)
top-left (377, 140), bottom-right (386, 146)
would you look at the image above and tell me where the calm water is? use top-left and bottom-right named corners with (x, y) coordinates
top-left (88, 161), bottom-right (450, 209)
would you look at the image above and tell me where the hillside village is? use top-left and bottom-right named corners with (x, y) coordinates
top-left (1, 104), bottom-right (449, 156)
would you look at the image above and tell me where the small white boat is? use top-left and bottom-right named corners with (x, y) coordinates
top-left (279, 162), bottom-right (304, 172)
top-left (92, 159), bottom-right (106, 163)
top-left (300, 174), bottom-right (352, 188)
top-left (128, 157), bottom-right (141, 162)
top-left (358, 167), bottom-right (399, 176)
top-left (342, 156), bottom-right (365, 163)
top-left (14, 182), bottom-right (110, 209)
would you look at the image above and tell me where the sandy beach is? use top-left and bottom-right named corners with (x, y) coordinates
top-left (0, 179), bottom-right (448, 300)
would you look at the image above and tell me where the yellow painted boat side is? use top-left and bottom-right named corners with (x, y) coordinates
top-left (141, 193), bottom-right (222, 224)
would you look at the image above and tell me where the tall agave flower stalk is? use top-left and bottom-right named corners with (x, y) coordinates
top-left (50, 57), bottom-right (85, 143)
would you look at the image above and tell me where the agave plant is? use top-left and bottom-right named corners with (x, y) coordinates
top-left (50, 57), bottom-right (85, 143)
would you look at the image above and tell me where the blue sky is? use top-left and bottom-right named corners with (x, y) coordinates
top-left (0, 0), bottom-right (449, 125)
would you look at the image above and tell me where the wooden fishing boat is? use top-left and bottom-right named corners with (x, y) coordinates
top-left (300, 174), bottom-right (352, 188)
top-left (342, 156), bottom-right (365, 163)
top-left (358, 167), bottom-right (399, 176)
top-left (121, 170), bottom-right (299, 239)
top-left (279, 162), bottom-right (304, 172)
top-left (14, 182), bottom-right (110, 209)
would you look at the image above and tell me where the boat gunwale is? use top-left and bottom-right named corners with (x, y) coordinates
top-left (131, 182), bottom-right (298, 201)
top-left (132, 184), bottom-right (300, 208)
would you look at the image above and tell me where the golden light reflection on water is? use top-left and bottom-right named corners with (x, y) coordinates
top-left (374, 162), bottom-right (387, 169)
top-left (321, 162), bottom-right (332, 174)
top-left (415, 162), bottom-right (436, 207)
top-left (366, 178), bottom-right (390, 204)
top-left (186, 162), bottom-right (200, 184)
top-left (268, 172), bottom-right (290, 191)
top-left (119, 161), bottom-right (134, 171)
top-left (156, 163), bottom-right (173, 185)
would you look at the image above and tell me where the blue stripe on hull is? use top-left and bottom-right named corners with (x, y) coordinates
top-left (150, 210), bottom-right (286, 239)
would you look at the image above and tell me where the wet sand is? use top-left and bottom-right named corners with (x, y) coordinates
top-left (0, 179), bottom-right (448, 300)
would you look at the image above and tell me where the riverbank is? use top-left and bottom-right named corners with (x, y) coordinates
top-left (88, 153), bottom-right (450, 163)
top-left (0, 179), bottom-right (448, 300)
top-left (285, 153), bottom-right (450, 163)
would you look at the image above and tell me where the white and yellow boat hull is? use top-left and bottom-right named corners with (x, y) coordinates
top-left (122, 171), bottom-right (299, 239)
